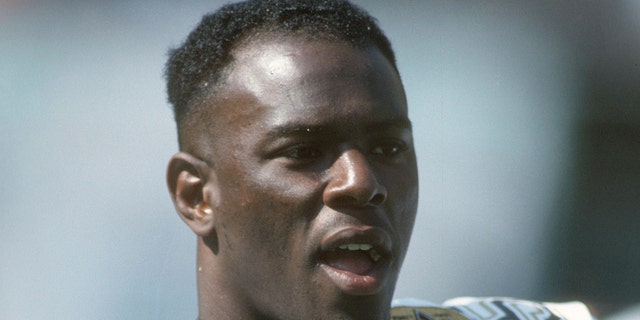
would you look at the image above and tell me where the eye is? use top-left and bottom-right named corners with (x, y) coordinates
top-left (282, 144), bottom-right (323, 160)
top-left (370, 139), bottom-right (407, 156)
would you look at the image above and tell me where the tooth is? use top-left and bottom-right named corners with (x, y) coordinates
top-left (338, 243), bottom-right (374, 251)
top-left (370, 249), bottom-right (381, 262)
top-left (360, 244), bottom-right (373, 250)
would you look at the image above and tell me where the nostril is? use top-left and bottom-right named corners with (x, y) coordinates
top-left (326, 192), bottom-right (385, 208)
top-left (369, 193), bottom-right (385, 206)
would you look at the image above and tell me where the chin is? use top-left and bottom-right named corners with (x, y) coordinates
top-left (330, 292), bottom-right (391, 320)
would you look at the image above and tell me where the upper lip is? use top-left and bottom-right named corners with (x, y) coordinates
top-left (319, 226), bottom-right (393, 260)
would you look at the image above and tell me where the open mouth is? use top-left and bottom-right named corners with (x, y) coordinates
top-left (322, 243), bottom-right (383, 275)
top-left (318, 227), bottom-right (392, 295)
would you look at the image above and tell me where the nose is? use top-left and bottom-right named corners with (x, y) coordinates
top-left (323, 149), bottom-right (387, 208)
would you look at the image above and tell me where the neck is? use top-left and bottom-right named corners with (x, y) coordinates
top-left (195, 238), bottom-right (248, 320)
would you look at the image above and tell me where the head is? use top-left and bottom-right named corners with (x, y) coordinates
top-left (165, 1), bottom-right (418, 319)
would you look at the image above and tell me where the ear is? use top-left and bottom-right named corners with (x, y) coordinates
top-left (167, 152), bottom-right (218, 237)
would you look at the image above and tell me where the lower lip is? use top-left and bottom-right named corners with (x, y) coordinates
top-left (319, 261), bottom-right (390, 296)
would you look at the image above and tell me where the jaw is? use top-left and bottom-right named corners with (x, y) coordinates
top-left (327, 287), bottom-right (395, 320)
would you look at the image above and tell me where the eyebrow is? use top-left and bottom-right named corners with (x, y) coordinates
top-left (367, 118), bottom-right (413, 131)
top-left (269, 125), bottom-right (327, 137)
top-left (267, 117), bottom-right (413, 138)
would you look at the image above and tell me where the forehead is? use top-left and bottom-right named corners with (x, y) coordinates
top-left (197, 36), bottom-right (408, 147)
top-left (227, 35), bottom-right (397, 92)
top-left (248, 37), bottom-right (399, 100)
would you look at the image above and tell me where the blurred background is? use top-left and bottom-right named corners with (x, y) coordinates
top-left (1, 1), bottom-right (638, 319)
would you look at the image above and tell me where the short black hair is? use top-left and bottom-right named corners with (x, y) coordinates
top-left (165, 0), bottom-right (398, 140)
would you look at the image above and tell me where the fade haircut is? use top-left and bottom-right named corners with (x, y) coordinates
top-left (165, 0), bottom-right (398, 149)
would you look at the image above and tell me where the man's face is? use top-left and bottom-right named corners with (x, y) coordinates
top-left (198, 36), bottom-right (418, 319)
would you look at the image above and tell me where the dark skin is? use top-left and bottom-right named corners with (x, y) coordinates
top-left (167, 35), bottom-right (419, 320)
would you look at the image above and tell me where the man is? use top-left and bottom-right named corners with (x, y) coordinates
top-left (164, 1), bottom-right (594, 319)
top-left (165, 1), bottom-right (417, 319)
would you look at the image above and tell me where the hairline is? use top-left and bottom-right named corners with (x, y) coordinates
top-left (177, 31), bottom-right (401, 157)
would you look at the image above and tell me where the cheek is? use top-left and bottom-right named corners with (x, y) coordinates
top-left (381, 163), bottom-right (419, 235)
top-left (215, 169), bottom-right (324, 259)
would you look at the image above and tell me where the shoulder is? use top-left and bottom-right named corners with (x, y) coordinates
top-left (391, 297), bottom-right (595, 320)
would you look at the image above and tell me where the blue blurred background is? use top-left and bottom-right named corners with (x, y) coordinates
top-left (2, 1), bottom-right (639, 319)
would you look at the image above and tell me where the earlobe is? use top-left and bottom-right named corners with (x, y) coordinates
top-left (167, 152), bottom-right (218, 236)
